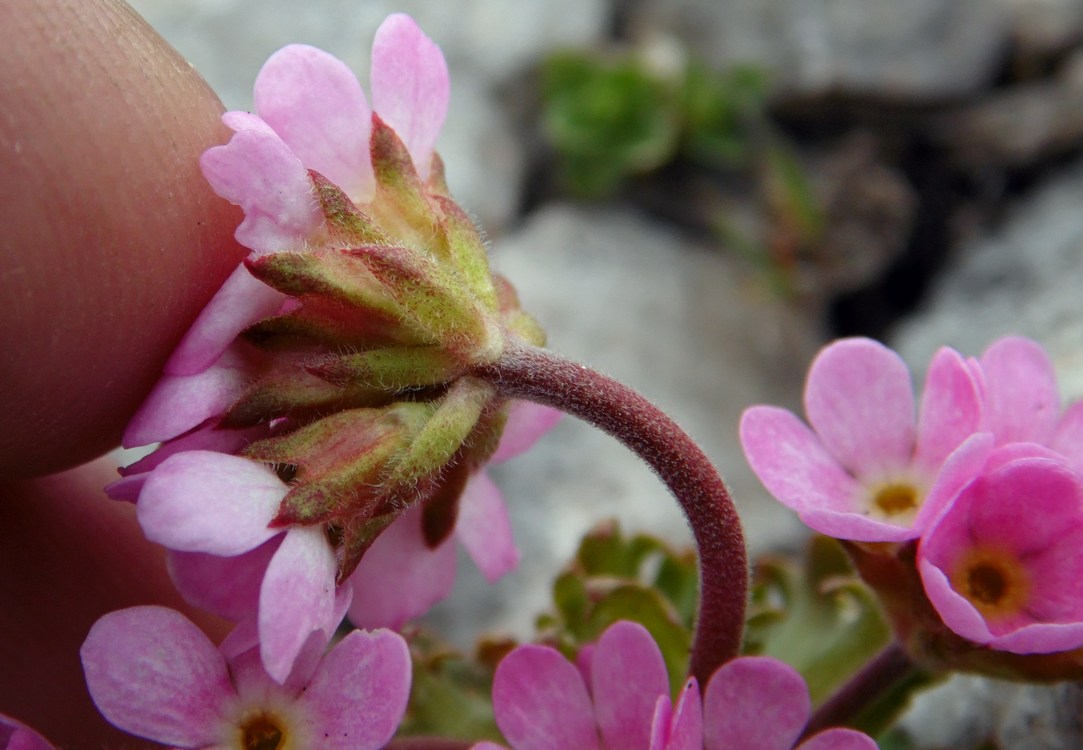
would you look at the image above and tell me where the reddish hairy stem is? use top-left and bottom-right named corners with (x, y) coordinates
top-left (472, 340), bottom-right (748, 684)
top-left (802, 642), bottom-right (915, 740)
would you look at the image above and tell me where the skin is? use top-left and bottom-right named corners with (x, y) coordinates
top-left (0, 0), bottom-right (239, 744)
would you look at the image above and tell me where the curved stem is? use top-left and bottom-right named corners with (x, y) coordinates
top-left (802, 642), bottom-right (924, 740)
top-left (472, 340), bottom-right (748, 685)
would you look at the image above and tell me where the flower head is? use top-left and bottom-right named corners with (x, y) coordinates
top-left (918, 448), bottom-right (1083, 653)
top-left (80, 606), bottom-right (410, 750)
top-left (479, 620), bottom-right (876, 750)
top-left (740, 337), bottom-right (983, 541)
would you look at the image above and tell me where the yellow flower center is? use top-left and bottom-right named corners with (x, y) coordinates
top-left (864, 480), bottom-right (923, 524)
top-left (950, 546), bottom-right (1031, 621)
top-left (239, 712), bottom-right (287, 750)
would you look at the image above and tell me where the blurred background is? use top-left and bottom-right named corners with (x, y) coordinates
top-left (128, 1), bottom-right (1083, 745)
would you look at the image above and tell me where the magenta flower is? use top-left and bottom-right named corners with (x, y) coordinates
top-left (347, 400), bottom-right (562, 629)
top-left (136, 450), bottom-right (342, 682)
top-left (478, 620), bottom-right (875, 750)
top-left (918, 448), bottom-right (1083, 653)
top-left (81, 606), bottom-right (410, 750)
top-left (0, 715), bottom-right (55, 750)
top-left (154, 12), bottom-right (449, 382)
top-left (740, 337), bottom-right (984, 541)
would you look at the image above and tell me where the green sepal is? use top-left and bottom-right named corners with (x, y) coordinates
top-left (431, 194), bottom-right (499, 310)
top-left (345, 244), bottom-right (502, 363)
top-left (244, 295), bottom-right (425, 352)
top-left (245, 249), bottom-right (403, 322)
top-left (221, 365), bottom-right (388, 429)
top-left (243, 403), bottom-right (434, 526)
top-left (310, 169), bottom-right (393, 246)
top-left (307, 345), bottom-right (464, 390)
top-left (368, 114), bottom-right (436, 251)
top-left (384, 377), bottom-right (495, 488)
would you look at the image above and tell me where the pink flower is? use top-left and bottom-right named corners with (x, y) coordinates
top-left (918, 447), bottom-right (1083, 653)
top-left (0, 715), bottom-right (55, 750)
top-left (136, 451), bottom-right (343, 682)
top-left (740, 337), bottom-right (984, 541)
top-left (347, 401), bottom-right (562, 629)
top-left (478, 620), bottom-right (876, 750)
top-left (163, 12), bottom-right (449, 379)
top-left (81, 606), bottom-right (410, 750)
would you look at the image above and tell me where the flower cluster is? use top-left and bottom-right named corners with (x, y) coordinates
top-left (473, 620), bottom-right (876, 750)
top-left (741, 336), bottom-right (1083, 671)
top-left (106, 13), bottom-right (558, 686)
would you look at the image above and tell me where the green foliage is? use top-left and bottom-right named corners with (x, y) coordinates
top-left (539, 48), bottom-right (770, 197)
top-left (536, 522), bottom-right (699, 694)
top-left (743, 535), bottom-right (891, 703)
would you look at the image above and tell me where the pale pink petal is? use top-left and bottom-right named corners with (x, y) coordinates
top-left (703, 656), bottom-right (810, 750)
top-left (910, 432), bottom-right (993, 534)
top-left (123, 347), bottom-right (254, 447)
top-left (137, 452), bottom-right (287, 555)
top-left (741, 407), bottom-right (875, 527)
top-left (254, 44), bottom-right (374, 202)
top-left (1051, 400), bottom-right (1083, 471)
top-left (456, 472), bottom-right (520, 582)
top-left (663, 680), bottom-right (703, 750)
top-left (492, 645), bottom-right (601, 750)
top-left (296, 629), bottom-right (412, 750)
top-left (804, 338), bottom-right (916, 477)
top-left (980, 336), bottom-right (1060, 444)
top-left (259, 526), bottom-right (338, 683)
top-left (119, 421), bottom-right (267, 477)
top-left (80, 607), bottom-right (232, 747)
top-left (200, 125), bottom-right (321, 253)
top-left (0, 716), bottom-right (55, 750)
top-left (279, 585), bottom-right (355, 692)
top-left (912, 346), bottom-right (983, 475)
top-left (346, 507), bottom-right (457, 630)
top-left (916, 559), bottom-right (995, 645)
top-left (103, 474), bottom-right (145, 502)
top-left (797, 728), bottom-right (878, 750)
top-left (490, 401), bottom-right (562, 463)
top-left (168, 537), bottom-right (281, 621)
top-left (370, 13), bottom-right (449, 179)
top-left (592, 621), bottom-right (670, 750)
top-left (165, 266), bottom-right (289, 376)
top-left (648, 696), bottom-right (672, 750)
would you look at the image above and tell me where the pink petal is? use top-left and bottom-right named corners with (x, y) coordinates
top-left (663, 680), bottom-right (703, 750)
top-left (910, 432), bottom-right (994, 534)
top-left (592, 621), bottom-right (670, 750)
top-left (254, 44), bottom-right (375, 202)
top-left (80, 607), bottom-right (232, 747)
top-left (456, 472), bottom-right (520, 582)
top-left (804, 338), bottom-right (916, 477)
top-left (259, 526), bottom-right (338, 683)
top-left (103, 473), bottom-right (144, 503)
top-left (119, 421), bottom-right (267, 477)
top-left (1051, 400), bottom-right (1083, 471)
top-left (470, 744), bottom-right (509, 750)
top-left (648, 696), bottom-right (673, 750)
top-left (296, 629), bottom-right (412, 750)
top-left (123, 347), bottom-right (254, 447)
top-left (740, 407), bottom-right (917, 541)
top-left (703, 656), bottom-right (810, 750)
top-left (165, 265), bottom-right (288, 376)
top-left (168, 537), bottom-right (281, 621)
top-left (490, 401), bottom-right (562, 463)
top-left (0, 716), bottom-right (55, 750)
top-left (201, 122), bottom-right (321, 253)
top-left (137, 452), bottom-right (286, 555)
top-left (492, 645), bottom-right (601, 750)
top-left (797, 728), bottom-right (879, 750)
top-left (370, 13), bottom-right (449, 180)
top-left (980, 335), bottom-right (1060, 444)
top-left (912, 346), bottom-right (983, 476)
top-left (346, 507), bottom-right (457, 630)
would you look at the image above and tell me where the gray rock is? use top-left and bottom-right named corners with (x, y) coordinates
top-left (629, 0), bottom-right (1010, 100)
top-left (425, 204), bottom-right (823, 644)
top-left (1001, 0), bottom-right (1083, 60)
top-left (892, 157), bottom-right (1083, 399)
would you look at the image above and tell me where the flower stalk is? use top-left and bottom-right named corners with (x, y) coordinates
top-left (471, 338), bottom-right (748, 685)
